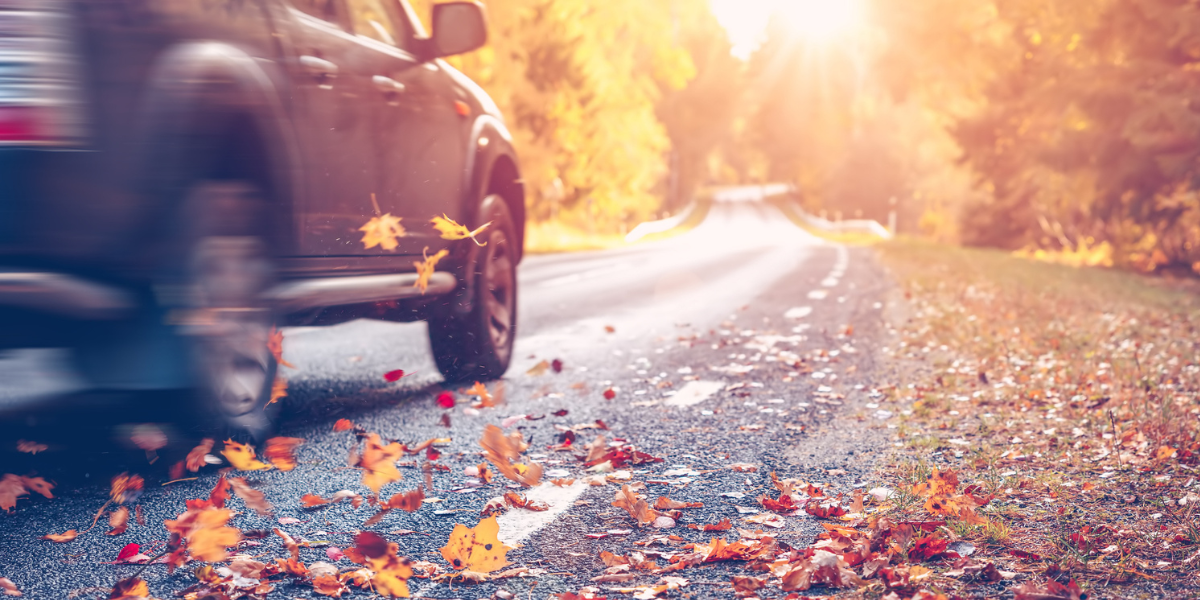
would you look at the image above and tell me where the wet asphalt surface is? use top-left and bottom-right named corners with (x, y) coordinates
top-left (0, 200), bottom-right (897, 599)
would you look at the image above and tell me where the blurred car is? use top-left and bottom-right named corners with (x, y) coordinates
top-left (0, 0), bottom-right (525, 438)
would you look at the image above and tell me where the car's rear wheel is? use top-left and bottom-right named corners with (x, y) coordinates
top-left (178, 181), bottom-right (278, 441)
top-left (427, 196), bottom-right (517, 383)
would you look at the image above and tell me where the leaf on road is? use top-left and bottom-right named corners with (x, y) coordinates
top-left (107, 507), bottom-right (130, 535)
top-left (504, 492), bottom-right (550, 511)
top-left (41, 529), bottom-right (77, 543)
top-left (653, 497), bottom-right (703, 510)
top-left (613, 485), bottom-right (659, 525)
top-left (186, 438), bottom-right (215, 472)
top-left (333, 419), bottom-right (356, 432)
top-left (358, 433), bottom-right (404, 495)
top-left (440, 516), bottom-right (512, 573)
top-left (431, 214), bottom-right (490, 246)
top-left (110, 473), bottom-right (144, 504)
top-left (16, 440), bottom-right (46, 455)
top-left (221, 440), bottom-right (271, 471)
top-left (229, 477), bottom-right (274, 517)
top-left (0, 577), bottom-right (20, 597)
top-left (164, 505), bottom-right (241, 562)
top-left (687, 519), bottom-right (732, 531)
top-left (267, 377), bottom-right (288, 407)
top-left (263, 437), bottom-right (304, 472)
top-left (479, 424), bottom-right (543, 487)
top-left (360, 213), bottom-right (406, 251)
top-left (437, 392), bottom-right (456, 408)
top-left (1013, 579), bottom-right (1085, 600)
top-left (109, 577), bottom-right (150, 599)
top-left (385, 487), bottom-right (425, 513)
top-left (384, 369), bottom-right (407, 382)
top-left (413, 248), bottom-right (450, 294)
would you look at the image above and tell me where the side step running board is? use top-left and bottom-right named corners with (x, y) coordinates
top-left (267, 272), bottom-right (456, 314)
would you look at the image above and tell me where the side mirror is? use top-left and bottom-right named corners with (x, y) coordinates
top-left (429, 2), bottom-right (487, 58)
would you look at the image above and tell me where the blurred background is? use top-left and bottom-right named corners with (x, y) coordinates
top-left (415, 0), bottom-right (1200, 275)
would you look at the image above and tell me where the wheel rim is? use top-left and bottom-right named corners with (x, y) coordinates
top-left (187, 235), bottom-right (274, 418)
top-left (482, 228), bottom-right (514, 355)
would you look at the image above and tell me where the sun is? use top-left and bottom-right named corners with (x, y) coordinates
top-left (774, 0), bottom-right (863, 44)
top-left (710, 0), bottom-right (865, 58)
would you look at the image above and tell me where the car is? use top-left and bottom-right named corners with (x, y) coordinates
top-left (0, 0), bottom-right (525, 439)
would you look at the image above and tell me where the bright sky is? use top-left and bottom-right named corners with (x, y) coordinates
top-left (710, 0), bottom-right (864, 60)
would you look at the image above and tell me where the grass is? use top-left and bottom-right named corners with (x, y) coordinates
top-left (867, 237), bottom-right (1200, 596)
top-left (523, 196), bottom-right (713, 254)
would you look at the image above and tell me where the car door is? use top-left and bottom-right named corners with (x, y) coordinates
top-left (344, 0), bottom-right (470, 256)
top-left (282, 0), bottom-right (379, 257)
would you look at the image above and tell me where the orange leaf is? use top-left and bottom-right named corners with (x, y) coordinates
top-left (267, 377), bottom-right (288, 407)
top-left (186, 438), bottom-right (215, 472)
top-left (263, 437), bottom-right (304, 472)
top-left (268, 326), bottom-right (296, 369)
top-left (107, 507), bottom-right (130, 536)
top-left (0, 577), bottom-right (20, 597)
top-left (360, 213), bottom-right (407, 251)
top-left (358, 433), bottom-right (404, 495)
top-left (110, 473), bottom-right (144, 504)
top-left (16, 440), bottom-right (47, 454)
top-left (274, 527), bottom-right (300, 562)
top-left (301, 493), bottom-right (331, 507)
top-left (313, 574), bottom-right (348, 597)
top-left (413, 247), bottom-right (449, 294)
top-left (479, 425), bottom-right (542, 487)
top-left (109, 577), bottom-right (149, 599)
top-left (42, 529), bottom-right (78, 543)
top-left (221, 440), bottom-right (271, 471)
top-left (333, 419), bottom-right (355, 432)
top-left (19, 476), bottom-right (53, 500)
top-left (612, 485), bottom-right (658, 525)
top-left (164, 506), bottom-right (241, 562)
top-left (654, 497), bottom-right (703, 510)
top-left (384, 487), bottom-right (425, 513)
top-left (430, 214), bottom-right (490, 246)
top-left (229, 477), bottom-right (274, 517)
top-left (440, 516), bottom-right (512, 572)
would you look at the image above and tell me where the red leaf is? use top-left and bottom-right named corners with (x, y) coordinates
top-left (552, 409), bottom-right (569, 417)
top-left (437, 392), bottom-right (456, 409)
top-left (603, 389), bottom-right (616, 400)
top-left (384, 369), bottom-right (407, 382)
top-left (116, 542), bottom-right (140, 561)
top-left (551, 359), bottom-right (564, 373)
top-left (908, 535), bottom-right (949, 561)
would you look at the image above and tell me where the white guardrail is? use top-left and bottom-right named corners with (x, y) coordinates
top-left (624, 184), bottom-right (893, 243)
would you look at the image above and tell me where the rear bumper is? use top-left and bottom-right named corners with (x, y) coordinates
top-left (0, 270), bottom-right (135, 319)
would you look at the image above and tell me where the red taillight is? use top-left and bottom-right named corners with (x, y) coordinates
top-left (0, 107), bottom-right (41, 141)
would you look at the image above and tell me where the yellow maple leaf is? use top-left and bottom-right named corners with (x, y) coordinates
top-left (430, 214), bottom-right (491, 246)
top-left (267, 377), bottom-right (288, 407)
top-left (221, 440), bottom-right (272, 471)
top-left (359, 433), bottom-right (404, 495)
top-left (165, 506), bottom-right (241, 562)
top-left (360, 213), bottom-right (407, 251)
top-left (440, 516), bottom-right (512, 573)
top-left (413, 247), bottom-right (450, 294)
top-left (370, 552), bottom-right (415, 597)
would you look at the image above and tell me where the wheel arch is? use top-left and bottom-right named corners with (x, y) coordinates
top-left (465, 115), bottom-right (526, 262)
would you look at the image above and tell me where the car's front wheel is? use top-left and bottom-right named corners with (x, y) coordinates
top-left (178, 181), bottom-right (278, 440)
top-left (427, 195), bottom-right (518, 383)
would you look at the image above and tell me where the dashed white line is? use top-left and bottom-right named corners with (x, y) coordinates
top-left (663, 380), bottom-right (725, 407)
top-left (495, 482), bottom-right (591, 545)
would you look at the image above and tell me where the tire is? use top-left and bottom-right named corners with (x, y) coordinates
top-left (427, 195), bottom-right (518, 383)
top-left (177, 181), bottom-right (279, 441)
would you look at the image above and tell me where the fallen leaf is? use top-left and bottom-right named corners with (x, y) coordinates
top-left (1013, 578), bottom-right (1085, 600)
top-left (116, 543), bottom-right (141, 561)
top-left (185, 438), bottom-right (215, 472)
top-left (229, 477), bottom-right (274, 516)
top-left (603, 388), bottom-right (616, 400)
top-left (313, 573), bottom-right (348, 597)
top-left (164, 505), bottom-right (241, 562)
top-left (267, 377), bottom-right (288, 406)
top-left (431, 214), bottom-right (491, 246)
top-left (358, 433), bottom-right (405, 495)
top-left (42, 529), bottom-right (77, 543)
top-left (274, 527), bottom-right (301, 561)
top-left (687, 519), bottom-right (732, 531)
top-left (385, 487), bottom-right (426, 513)
top-left (505, 492), bottom-right (550, 511)
top-left (360, 213), bottom-right (407, 251)
top-left (109, 577), bottom-right (149, 599)
top-left (653, 497), bottom-right (703, 510)
top-left (107, 507), bottom-right (130, 535)
top-left (613, 485), bottom-right (659, 525)
top-left (437, 392), bottom-right (456, 408)
top-left (480, 424), bottom-right (543, 487)
top-left (15, 440), bottom-right (46, 455)
top-left (440, 516), bottom-right (512, 572)
top-left (268, 326), bottom-right (296, 368)
top-left (221, 440), bottom-right (271, 471)
top-left (110, 473), bottom-right (144, 504)
top-left (0, 577), bottom-right (19, 597)
top-left (384, 369), bottom-right (407, 382)
top-left (333, 419), bottom-right (356, 432)
top-left (263, 437), bottom-right (304, 472)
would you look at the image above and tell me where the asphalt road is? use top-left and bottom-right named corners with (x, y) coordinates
top-left (0, 198), bottom-right (898, 599)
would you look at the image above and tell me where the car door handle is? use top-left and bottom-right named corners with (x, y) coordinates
top-left (373, 75), bottom-right (406, 94)
top-left (299, 55), bottom-right (339, 79)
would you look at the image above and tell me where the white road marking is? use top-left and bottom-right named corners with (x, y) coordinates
top-left (821, 277), bottom-right (839, 287)
top-left (784, 306), bottom-right (813, 319)
top-left (495, 482), bottom-right (591, 545)
top-left (663, 380), bottom-right (725, 407)
top-left (807, 289), bottom-right (828, 300)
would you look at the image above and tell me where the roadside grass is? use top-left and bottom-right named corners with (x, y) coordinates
top-left (866, 238), bottom-right (1200, 596)
top-left (524, 196), bottom-right (713, 254)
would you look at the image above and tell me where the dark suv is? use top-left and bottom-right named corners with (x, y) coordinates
top-left (0, 0), bottom-right (524, 437)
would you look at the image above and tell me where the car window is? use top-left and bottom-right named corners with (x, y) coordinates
top-left (290, 0), bottom-right (344, 24)
top-left (345, 0), bottom-right (411, 48)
